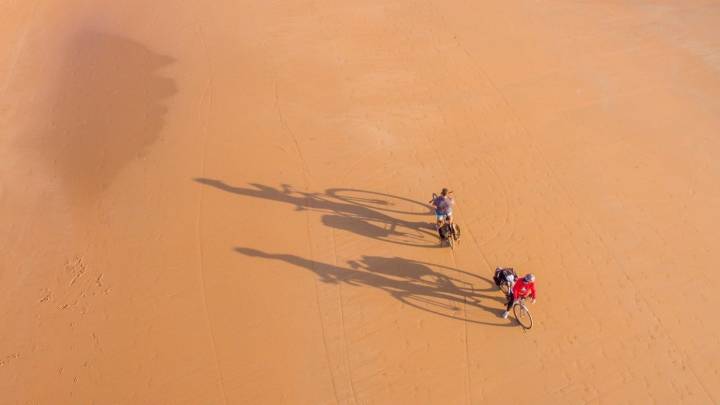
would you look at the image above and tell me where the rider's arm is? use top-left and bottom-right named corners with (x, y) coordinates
top-left (530, 283), bottom-right (537, 299)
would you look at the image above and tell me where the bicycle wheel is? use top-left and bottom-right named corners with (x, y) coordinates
top-left (513, 303), bottom-right (533, 329)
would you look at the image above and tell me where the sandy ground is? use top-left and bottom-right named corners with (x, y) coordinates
top-left (2, 1), bottom-right (720, 403)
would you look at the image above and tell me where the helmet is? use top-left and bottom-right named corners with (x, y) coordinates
top-left (441, 188), bottom-right (448, 196)
top-left (524, 274), bottom-right (535, 283)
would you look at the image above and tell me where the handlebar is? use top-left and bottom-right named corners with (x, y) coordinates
top-left (429, 191), bottom-right (454, 203)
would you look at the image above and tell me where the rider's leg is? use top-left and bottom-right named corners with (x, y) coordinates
top-left (502, 295), bottom-right (514, 319)
top-left (446, 213), bottom-right (457, 235)
top-left (436, 213), bottom-right (445, 237)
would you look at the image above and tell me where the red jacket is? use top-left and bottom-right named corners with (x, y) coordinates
top-left (512, 279), bottom-right (536, 300)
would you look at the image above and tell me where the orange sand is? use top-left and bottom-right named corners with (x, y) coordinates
top-left (2, 1), bottom-right (720, 403)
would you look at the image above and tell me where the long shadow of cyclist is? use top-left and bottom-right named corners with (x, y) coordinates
top-left (195, 179), bottom-right (440, 247)
top-left (235, 247), bottom-right (512, 327)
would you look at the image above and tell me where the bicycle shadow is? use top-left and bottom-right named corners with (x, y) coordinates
top-left (235, 247), bottom-right (513, 327)
top-left (195, 179), bottom-right (441, 247)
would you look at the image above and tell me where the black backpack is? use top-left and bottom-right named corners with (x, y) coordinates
top-left (439, 224), bottom-right (453, 239)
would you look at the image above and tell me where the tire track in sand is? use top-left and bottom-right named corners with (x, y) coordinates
top-left (385, 23), bottom-right (476, 400)
top-left (189, 7), bottom-right (228, 403)
top-left (331, 227), bottom-right (359, 404)
top-left (390, 55), bottom-right (475, 403)
top-left (274, 83), bottom-right (342, 404)
top-left (0, 0), bottom-right (41, 100)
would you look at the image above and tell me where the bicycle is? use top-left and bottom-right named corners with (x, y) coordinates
top-left (512, 296), bottom-right (533, 330)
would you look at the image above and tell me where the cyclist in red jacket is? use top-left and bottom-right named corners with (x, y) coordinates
top-left (502, 273), bottom-right (536, 319)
